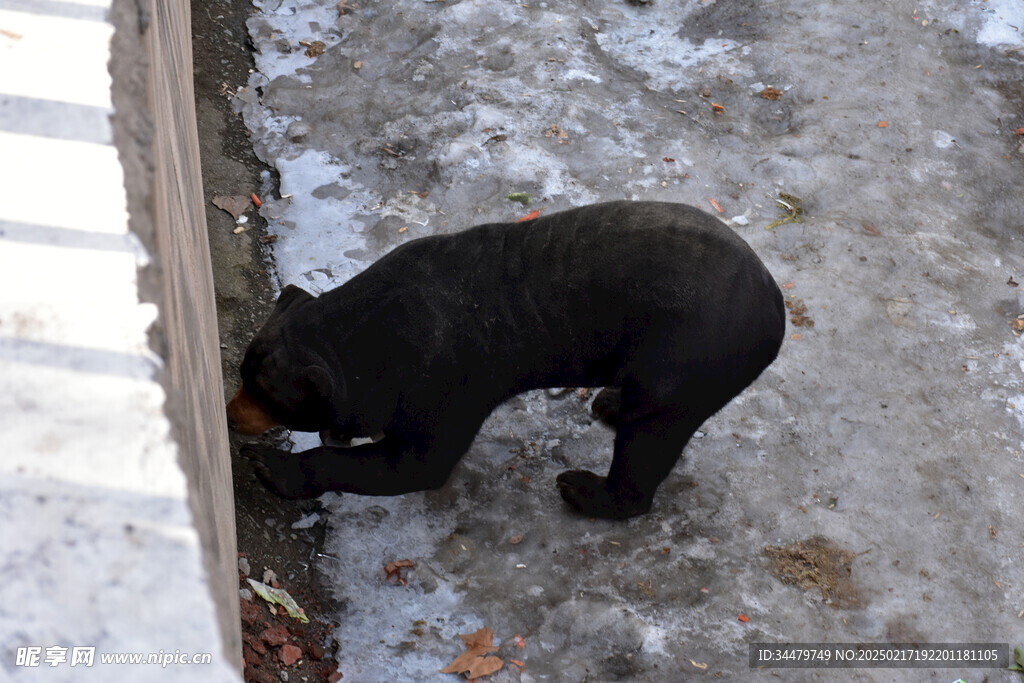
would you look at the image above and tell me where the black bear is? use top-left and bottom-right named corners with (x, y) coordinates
top-left (227, 201), bottom-right (784, 519)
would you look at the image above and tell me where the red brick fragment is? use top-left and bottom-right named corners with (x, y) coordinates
top-left (279, 643), bottom-right (302, 666)
top-left (260, 624), bottom-right (290, 647)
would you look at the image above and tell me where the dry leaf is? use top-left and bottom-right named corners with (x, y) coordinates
top-left (303, 40), bottom-right (325, 57)
top-left (760, 86), bottom-right (782, 100)
top-left (212, 194), bottom-right (252, 219)
top-left (544, 124), bottom-right (569, 142)
top-left (384, 558), bottom-right (415, 585)
top-left (440, 627), bottom-right (504, 678)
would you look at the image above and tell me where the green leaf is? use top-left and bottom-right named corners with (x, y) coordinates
top-left (247, 578), bottom-right (310, 624)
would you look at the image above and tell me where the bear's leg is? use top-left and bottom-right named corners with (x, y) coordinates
top-left (243, 439), bottom-right (461, 498)
top-left (589, 387), bottom-right (621, 427)
top-left (557, 407), bottom-right (702, 519)
top-left (244, 399), bottom-right (490, 499)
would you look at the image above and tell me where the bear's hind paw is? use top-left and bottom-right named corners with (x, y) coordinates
top-left (556, 470), bottom-right (650, 520)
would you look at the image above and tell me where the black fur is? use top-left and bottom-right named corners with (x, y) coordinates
top-left (235, 201), bottom-right (784, 519)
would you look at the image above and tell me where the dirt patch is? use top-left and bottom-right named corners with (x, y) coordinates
top-left (239, 566), bottom-right (340, 683)
top-left (191, 0), bottom-right (341, 680)
top-left (765, 537), bottom-right (860, 608)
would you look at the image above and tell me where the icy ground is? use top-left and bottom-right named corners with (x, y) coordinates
top-left (234, 0), bottom-right (1024, 679)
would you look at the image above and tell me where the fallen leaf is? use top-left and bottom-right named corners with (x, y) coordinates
top-left (212, 194), bottom-right (252, 219)
top-left (302, 40), bottom-right (326, 57)
top-left (516, 210), bottom-right (540, 223)
top-left (785, 298), bottom-right (814, 327)
top-left (737, 613), bottom-right (750, 623)
top-left (514, 634), bottom-right (525, 649)
top-left (440, 627), bottom-right (504, 678)
top-left (711, 102), bottom-right (725, 113)
top-left (863, 223), bottom-right (881, 236)
top-left (247, 579), bottom-right (310, 624)
top-left (544, 123), bottom-right (568, 140)
top-left (662, 157), bottom-right (676, 162)
top-left (510, 659), bottom-right (525, 667)
top-left (760, 86), bottom-right (782, 100)
top-left (782, 282), bottom-right (795, 290)
top-left (508, 535), bottom-right (524, 545)
top-left (384, 559), bottom-right (415, 585)
top-left (689, 659), bottom-right (709, 670)
top-left (877, 120), bottom-right (889, 128)
top-left (708, 197), bottom-right (723, 213)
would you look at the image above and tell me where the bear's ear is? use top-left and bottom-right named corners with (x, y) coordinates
top-left (303, 365), bottom-right (349, 431)
top-left (275, 284), bottom-right (314, 312)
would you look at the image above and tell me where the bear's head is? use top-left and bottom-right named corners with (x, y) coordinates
top-left (226, 285), bottom-right (341, 434)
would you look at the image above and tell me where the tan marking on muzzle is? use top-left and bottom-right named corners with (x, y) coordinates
top-left (226, 386), bottom-right (281, 435)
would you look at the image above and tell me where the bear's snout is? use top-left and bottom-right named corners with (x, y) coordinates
top-left (226, 386), bottom-right (281, 435)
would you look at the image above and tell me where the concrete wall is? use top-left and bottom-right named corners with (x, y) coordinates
top-left (0, 0), bottom-right (240, 679)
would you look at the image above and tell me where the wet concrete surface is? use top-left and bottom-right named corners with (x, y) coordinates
top-left (209, 0), bottom-right (1023, 679)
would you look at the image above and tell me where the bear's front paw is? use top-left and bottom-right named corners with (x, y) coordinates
top-left (556, 470), bottom-right (650, 520)
top-left (241, 444), bottom-right (327, 499)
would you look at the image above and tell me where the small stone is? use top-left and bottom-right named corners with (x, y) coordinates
top-left (239, 557), bottom-right (251, 576)
top-left (307, 642), bottom-right (326, 661)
